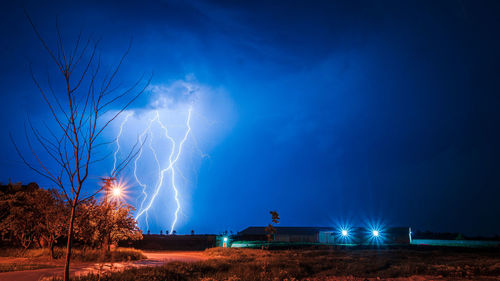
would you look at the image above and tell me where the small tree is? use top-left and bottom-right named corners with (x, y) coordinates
top-left (37, 189), bottom-right (68, 259)
top-left (108, 203), bottom-right (142, 246)
top-left (0, 183), bottom-right (67, 256)
top-left (0, 190), bottom-right (41, 249)
top-left (265, 210), bottom-right (280, 243)
top-left (74, 198), bottom-right (141, 250)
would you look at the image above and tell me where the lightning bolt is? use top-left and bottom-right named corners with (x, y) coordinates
top-left (160, 107), bottom-right (192, 233)
top-left (134, 107), bottom-right (193, 233)
top-left (133, 116), bottom-right (157, 231)
top-left (112, 112), bottom-right (133, 173)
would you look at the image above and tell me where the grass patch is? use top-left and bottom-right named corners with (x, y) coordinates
top-left (0, 263), bottom-right (56, 273)
top-left (0, 247), bottom-right (146, 262)
top-left (69, 247), bottom-right (500, 280)
top-left (69, 247), bottom-right (147, 262)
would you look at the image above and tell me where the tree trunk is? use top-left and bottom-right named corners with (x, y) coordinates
top-left (101, 233), bottom-right (109, 259)
top-left (107, 232), bottom-right (111, 252)
top-left (64, 203), bottom-right (77, 281)
top-left (49, 238), bottom-right (54, 259)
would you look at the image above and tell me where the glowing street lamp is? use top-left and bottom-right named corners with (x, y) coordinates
top-left (372, 230), bottom-right (380, 237)
top-left (101, 177), bottom-right (128, 202)
top-left (341, 229), bottom-right (349, 237)
top-left (111, 185), bottom-right (123, 199)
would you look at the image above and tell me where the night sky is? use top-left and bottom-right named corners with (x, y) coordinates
top-left (1, 0), bottom-right (500, 236)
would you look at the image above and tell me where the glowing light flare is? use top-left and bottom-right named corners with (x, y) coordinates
top-left (106, 178), bottom-right (129, 202)
top-left (112, 186), bottom-right (122, 197)
top-left (335, 221), bottom-right (354, 244)
top-left (364, 220), bottom-right (387, 245)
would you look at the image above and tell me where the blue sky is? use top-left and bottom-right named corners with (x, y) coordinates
top-left (1, 0), bottom-right (500, 235)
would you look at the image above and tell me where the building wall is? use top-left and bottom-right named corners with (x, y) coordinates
top-left (275, 234), bottom-right (319, 243)
top-left (318, 231), bottom-right (336, 244)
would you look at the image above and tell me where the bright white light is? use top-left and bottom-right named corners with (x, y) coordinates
top-left (341, 229), bottom-right (348, 237)
top-left (372, 230), bottom-right (379, 237)
top-left (223, 237), bottom-right (228, 242)
top-left (107, 179), bottom-right (128, 202)
top-left (112, 187), bottom-right (122, 197)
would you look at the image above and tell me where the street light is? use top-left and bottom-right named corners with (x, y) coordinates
top-left (101, 177), bottom-right (128, 202)
top-left (111, 185), bottom-right (122, 198)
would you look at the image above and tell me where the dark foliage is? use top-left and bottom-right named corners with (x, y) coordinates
top-left (0, 181), bottom-right (141, 259)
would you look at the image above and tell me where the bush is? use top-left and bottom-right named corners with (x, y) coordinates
top-left (0, 247), bottom-right (145, 262)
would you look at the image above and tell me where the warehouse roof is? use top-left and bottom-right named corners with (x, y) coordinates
top-left (238, 226), bottom-right (335, 236)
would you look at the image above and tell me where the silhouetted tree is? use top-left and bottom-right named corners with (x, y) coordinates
top-left (12, 13), bottom-right (150, 281)
top-left (0, 189), bottom-right (42, 249)
top-left (37, 189), bottom-right (67, 258)
top-left (265, 210), bottom-right (280, 243)
top-left (0, 184), bottom-right (67, 257)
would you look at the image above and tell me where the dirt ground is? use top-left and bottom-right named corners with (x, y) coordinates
top-left (0, 251), bottom-right (208, 281)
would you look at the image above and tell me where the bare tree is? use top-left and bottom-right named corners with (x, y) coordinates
top-left (11, 14), bottom-right (150, 281)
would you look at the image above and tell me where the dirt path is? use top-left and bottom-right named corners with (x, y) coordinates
top-left (0, 251), bottom-right (208, 281)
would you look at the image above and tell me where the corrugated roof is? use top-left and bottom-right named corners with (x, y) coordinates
top-left (238, 226), bottom-right (336, 236)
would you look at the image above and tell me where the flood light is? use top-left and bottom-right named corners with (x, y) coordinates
top-left (341, 229), bottom-right (348, 237)
top-left (223, 237), bottom-right (228, 242)
top-left (372, 230), bottom-right (379, 237)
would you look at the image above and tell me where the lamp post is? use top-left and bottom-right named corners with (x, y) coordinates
top-left (101, 177), bottom-right (116, 202)
top-left (100, 177), bottom-right (117, 252)
top-left (102, 177), bottom-right (125, 203)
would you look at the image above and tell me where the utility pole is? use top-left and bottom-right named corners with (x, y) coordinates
top-left (100, 177), bottom-right (116, 252)
top-left (101, 177), bottom-right (117, 202)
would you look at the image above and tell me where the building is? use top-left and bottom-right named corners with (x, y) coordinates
top-left (237, 226), bottom-right (335, 243)
top-left (235, 226), bottom-right (411, 245)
